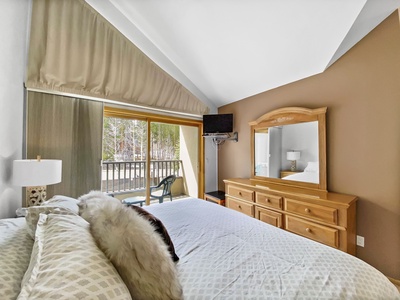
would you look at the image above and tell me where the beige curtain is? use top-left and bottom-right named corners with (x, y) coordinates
top-left (27, 91), bottom-right (103, 199)
top-left (26, 0), bottom-right (209, 116)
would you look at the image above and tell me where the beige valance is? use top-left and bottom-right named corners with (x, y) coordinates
top-left (26, 0), bottom-right (209, 116)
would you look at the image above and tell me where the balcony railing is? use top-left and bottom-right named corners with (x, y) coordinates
top-left (102, 160), bottom-right (182, 193)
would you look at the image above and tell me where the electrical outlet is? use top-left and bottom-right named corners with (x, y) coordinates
top-left (356, 235), bottom-right (365, 247)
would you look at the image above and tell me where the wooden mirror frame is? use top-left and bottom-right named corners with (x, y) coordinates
top-left (250, 107), bottom-right (327, 191)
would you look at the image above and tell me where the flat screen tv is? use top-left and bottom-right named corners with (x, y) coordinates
top-left (203, 113), bottom-right (233, 135)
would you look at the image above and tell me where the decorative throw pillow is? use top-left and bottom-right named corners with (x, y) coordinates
top-left (79, 199), bottom-right (183, 300)
top-left (25, 206), bottom-right (76, 239)
top-left (17, 213), bottom-right (131, 300)
top-left (41, 195), bottom-right (80, 212)
top-left (79, 190), bottom-right (179, 262)
top-left (25, 194), bottom-right (80, 239)
top-left (0, 218), bottom-right (33, 300)
top-left (130, 205), bottom-right (179, 262)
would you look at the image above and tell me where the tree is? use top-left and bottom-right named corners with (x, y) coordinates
top-left (103, 117), bottom-right (179, 162)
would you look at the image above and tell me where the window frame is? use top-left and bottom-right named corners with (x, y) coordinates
top-left (104, 106), bottom-right (204, 203)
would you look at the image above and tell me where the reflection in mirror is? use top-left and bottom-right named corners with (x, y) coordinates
top-left (254, 121), bottom-right (319, 184)
top-left (250, 107), bottom-right (327, 191)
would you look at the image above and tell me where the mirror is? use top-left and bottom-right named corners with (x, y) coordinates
top-left (250, 107), bottom-right (327, 191)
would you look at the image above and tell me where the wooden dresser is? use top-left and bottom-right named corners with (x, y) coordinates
top-left (224, 178), bottom-right (357, 255)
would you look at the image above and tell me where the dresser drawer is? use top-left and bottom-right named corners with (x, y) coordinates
top-left (226, 197), bottom-right (254, 217)
top-left (285, 198), bottom-right (338, 225)
top-left (256, 192), bottom-right (283, 210)
top-left (255, 206), bottom-right (283, 228)
top-left (285, 216), bottom-right (339, 248)
top-left (227, 186), bottom-right (254, 203)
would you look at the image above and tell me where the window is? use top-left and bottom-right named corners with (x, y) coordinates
top-left (102, 106), bottom-right (203, 205)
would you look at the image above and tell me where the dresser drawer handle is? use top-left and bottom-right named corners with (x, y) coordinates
top-left (238, 205), bottom-right (242, 209)
top-left (266, 198), bottom-right (271, 203)
top-left (306, 228), bottom-right (312, 233)
top-left (239, 192), bottom-right (242, 196)
top-left (305, 208), bottom-right (311, 213)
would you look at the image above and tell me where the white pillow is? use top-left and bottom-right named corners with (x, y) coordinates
top-left (41, 195), bottom-right (79, 213)
top-left (25, 195), bottom-right (80, 239)
top-left (17, 213), bottom-right (131, 300)
top-left (304, 161), bottom-right (319, 173)
top-left (79, 197), bottom-right (183, 300)
top-left (25, 206), bottom-right (76, 239)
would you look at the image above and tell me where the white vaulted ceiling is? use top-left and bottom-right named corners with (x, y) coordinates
top-left (86, 0), bottom-right (400, 110)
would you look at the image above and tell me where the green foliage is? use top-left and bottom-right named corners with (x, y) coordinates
top-left (103, 117), bottom-right (180, 162)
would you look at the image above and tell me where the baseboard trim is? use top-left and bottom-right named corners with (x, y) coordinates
top-left (388, 276), bottom-right (400, 286)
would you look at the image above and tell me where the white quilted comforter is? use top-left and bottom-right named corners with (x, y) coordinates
top-left (147, 198), bottom-right (399, 300)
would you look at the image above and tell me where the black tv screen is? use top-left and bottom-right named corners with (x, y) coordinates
top-left (203, 114), bottom-right (233, 134)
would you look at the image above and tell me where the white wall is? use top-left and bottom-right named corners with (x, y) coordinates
top-left (0, 0), bottom-right (31, 218)
top-left (204, 138), bottom-right (217, 192)
top-left (203, 106), bottom-right (218, 193)
top-left (281, 121), bottom-right (319, 171)
top-left (269, 126), bottom-right (282, 178)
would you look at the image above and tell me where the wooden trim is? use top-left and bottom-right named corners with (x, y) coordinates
top-left (199, 125), bottom-right (205, 198)
top-left (104, 106), bottom-right (202, 125)
top-left (145, 121), bottom-right (151, 205)
top-left (318, 111), bottom-right (327, 190)
top-left (249, 106), bottom-right (327, 191)
top-left (249, 107), bottom-right (327, 126)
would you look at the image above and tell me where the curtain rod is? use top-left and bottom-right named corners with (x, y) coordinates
top-left (26, 87), bottom-right (203, 120)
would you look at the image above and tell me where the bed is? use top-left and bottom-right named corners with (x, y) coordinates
top-left (282, 162), bottom-right (319, 184)
top-left (1, 196), bottom-right (399, 300)
top-left (281, 171), bottom-right (319, 184)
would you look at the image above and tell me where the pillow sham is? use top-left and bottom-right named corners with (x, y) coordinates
top-left (304, 161), bottom-right (319, 173)
top-left (25, 195), bottom-right (80, 239)
top-left (25, 206), bottom-right (76, 239)
top-left (17, 213), bottom-right (131, 300)
top-left (79, 199), bottom-right (183, 300)
top-left (41, 195), bottom-right (79, 212)
top-left (130, 205), bottom-right (179, 262)
top-left (0, 218), bottom-right (33, 300)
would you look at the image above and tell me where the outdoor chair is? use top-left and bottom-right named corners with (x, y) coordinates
top-left (150, 175), bottom-right (176, 203)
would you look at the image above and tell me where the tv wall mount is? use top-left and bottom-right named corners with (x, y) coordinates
top-left (203, 132), bottom-right (238, 145)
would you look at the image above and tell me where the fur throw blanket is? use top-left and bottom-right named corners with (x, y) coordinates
top-left (78, 191), bottom-right (183, 300)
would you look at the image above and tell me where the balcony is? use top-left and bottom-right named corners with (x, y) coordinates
top-left (101, 160), bottom-right (186, 202)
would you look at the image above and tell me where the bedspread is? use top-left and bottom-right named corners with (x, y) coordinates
top-left (146, 198), bottom-right (399, 300)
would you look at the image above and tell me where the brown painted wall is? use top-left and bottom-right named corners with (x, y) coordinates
top-left (218, 11), bottom-right (400, 279)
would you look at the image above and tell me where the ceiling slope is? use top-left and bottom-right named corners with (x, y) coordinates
top-left (86, 0), bottom-right (400, 109)
top-left (327, 0), bottom-right (400, 68)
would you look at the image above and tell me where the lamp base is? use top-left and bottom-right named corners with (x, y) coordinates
top-left (26, 186), bottom-right (47, 207)
top-left (290, 160), bottom-right (297, 172)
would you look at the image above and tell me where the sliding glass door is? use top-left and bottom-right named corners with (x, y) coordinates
top-left (102, 117), bottom-right (148, 192)
top-left (102, 107), bottom-right (203, 205)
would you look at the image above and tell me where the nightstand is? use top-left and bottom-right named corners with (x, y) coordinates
top-left (204, 191), bottom-right (225, 206)
top-left (280, 171), bottom-right (301, 178)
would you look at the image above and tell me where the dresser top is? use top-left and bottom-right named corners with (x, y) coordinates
top-left (223, 178), bottom-right (358, 206)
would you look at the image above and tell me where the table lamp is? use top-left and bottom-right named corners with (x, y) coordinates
top-left (13, 156), bottom-right (62, 207)
top-left (287, 151), bottom-right (300, 171)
